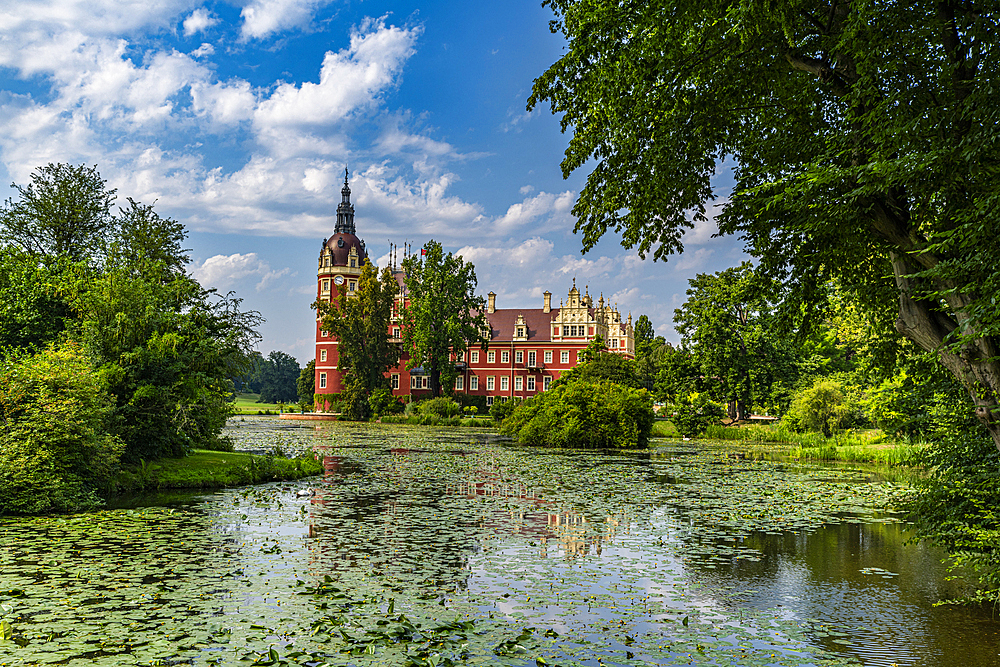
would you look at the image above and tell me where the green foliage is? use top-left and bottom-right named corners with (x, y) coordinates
top-left (529, 1), bottom-right (1000, 448)
top-left (669, 394), bottom-right (724, 438)
top-left (784, 380), bottom-right (855, 438)
top-left (633, 314), bottom-right (655, 360)
top-left (315, 259), bottom-right (399, 411)
top-left (554, 345), bottom-right (642, 390)
top-left (0, 249), bottom-right (75, 353)
top-left (297, 359), bottom-right (316, 406)
top-left (0, 163), bottom-right (116, 263)
top-left (416, 397), bottom-right (462, 418)
top-left (368, 386), bottom-right (403, 418)
top-left (257, 350), bottom-right (301, 404)
top-left (401, 240), bottom-right (489, 397)
top-left (500, 379), bottom-right (654, 449)
top-left (673, 263), bottom-right (797, 420)
top-left (0, 344), bottom-right (124, 514)
top-left (490, 397), bottom-right (522, 424)
top-left (340, 378), bottom-right (372, 422)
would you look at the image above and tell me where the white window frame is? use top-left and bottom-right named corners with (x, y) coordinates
top-left (515, 350), bottom-right (523, 364)
top-left (471, 351), bottom-right (479, 363)
top-left (486, 376), bottom-right (495, 391)
top-left (319, 373), bottom-right (327, 389)
top-left (501, 351), bottom-right (510, 364)
top-left (455, 376), bottom-right (464, 390)
top-left (470, 375), bottom-right (478, 390)
top-left (320, 349), bottom-right (327, 362)
top-left (544, 350), bottom-right (552, 364)
top-left (561, 351), bottom-right (569, 364)
top-left (514, 377), bottom-right (523, 391)
top-left (393, 326), bottom-right (400, 338)
top-left (543, 376), bottom-right (551, 391)
top-left (527, 376), bottom-right (535, 391)
top-left (528, 351), bottom-right (536, 366)
top-left (488, 351), bottom-right (496, 364)
top-left (486, 396), bottom-right (494, 406)
top-left (391, 374), bottom-right (399, 390)
top-left (500, 377), bottom-right (509, 391)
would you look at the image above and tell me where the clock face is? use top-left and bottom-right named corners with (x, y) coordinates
top-left (334, 276), bottom-right (345, 285)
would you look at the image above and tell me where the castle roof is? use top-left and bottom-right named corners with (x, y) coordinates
top-left (485, 307), bottom-right (583, 343)
top-left (323, 233), bottom-right (367, 267)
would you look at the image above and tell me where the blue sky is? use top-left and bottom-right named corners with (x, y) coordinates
top-left (0, 0), bottom-right (747, 363)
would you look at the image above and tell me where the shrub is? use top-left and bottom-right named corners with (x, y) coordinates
top-left (0, 344), bottom-right (125, 514)
top-left (784, 379), bottom-right (853, 437)
top-left (490, 397), bottom-right (523, 423)
top-left (670, 394), bottom-right (725, 437)
top-left (500, 379), bottom-right (654, 449)
top-left (368, 386), bottom-right (403, 418)
top-left (417, 396), bottom-right (462, 418)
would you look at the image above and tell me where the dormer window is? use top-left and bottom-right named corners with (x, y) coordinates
top-left (350, 258), bottom-right (356, 268)
top-left (323, 256), bottom-right (330, 267)
top-left (516, 327), bottom-right (525, 338)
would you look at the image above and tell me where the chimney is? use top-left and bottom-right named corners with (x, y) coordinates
top-left (487, 291), bottom-right (496, 314)
top-left (543, 290), bottom-right (552, 313)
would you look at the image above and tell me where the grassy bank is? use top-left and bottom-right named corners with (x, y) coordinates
top-left (379, 414), bottom-right (495, 427)
top-left (651, 420), bottom-right (679, 438)
top-left (232, 392), bottom-right (290, 415)
top-left (700, 423), bottom-right (927, 466)
top-left (112, 449), bottom-right (324, 493)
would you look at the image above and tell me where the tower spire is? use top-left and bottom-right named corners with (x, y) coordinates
top-left (334, 167), bottom-right (356, 234)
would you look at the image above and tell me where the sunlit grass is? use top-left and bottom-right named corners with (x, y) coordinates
top-left (112, 449), bottom-right (323, 491)
top-left (232, 392), bottom-right (288, 414)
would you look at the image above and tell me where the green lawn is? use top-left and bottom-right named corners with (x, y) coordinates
top-left (232, 392), bottom-right (293, 414)
top-left (112, 449), bottom-right (324, 492)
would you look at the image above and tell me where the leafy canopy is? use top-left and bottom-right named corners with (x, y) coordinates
top-left (530, 0), bottom-right (1000, 447)
top-left (401, 241), bottom-right (489, 398)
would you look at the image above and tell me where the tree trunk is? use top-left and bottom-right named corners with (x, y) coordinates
top-left (891, 251), bottom-right (1000, 451)
top-left (429, 365), bottom-right (441, 398)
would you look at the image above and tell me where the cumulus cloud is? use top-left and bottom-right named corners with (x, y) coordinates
top-left (189, 252), bottom-right (291, 293)
top-left (183, 9), bottom-right (218, 37)
top-left (240, 0), bottom-right (333, 40)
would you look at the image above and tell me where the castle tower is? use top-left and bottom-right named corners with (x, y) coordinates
top-left (315, 169), bottom-right (367, 406)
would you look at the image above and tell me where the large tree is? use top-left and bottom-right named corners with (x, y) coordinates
top-left (315, 259), bottom-right (399, 414)
top-left (401, 241), bottom-right (490, 397)
top-left (673, 262), bottom-right (794, 419)
top-left (257, 351), bottom-right (301, 404)
top-left (529, 1), bottom-right (1000, 449)
top-left (0, 163), bottom-right (116, 264)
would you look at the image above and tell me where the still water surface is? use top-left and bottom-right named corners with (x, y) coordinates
top-left (1, 419), bottom-right (998, 666)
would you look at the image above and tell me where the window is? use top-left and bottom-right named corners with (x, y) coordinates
top-left (455, 376), bottom-right (464, 390)
top-left (514, 377), bottom-right (523, 391)
top-left (543, 376), bottom-right (551, 391)
top-left (470, 375), bottom-right (478, 390)
top-left (410, 376), bottom-right (429, 389)
top-left (319, 373), bottom-right (327, 389)
top-left (486, 376), bottom-right (495, 391)
top-left (411, 376), bottom-right (417, 389)
top-left (501, 351), bottom-right (510, 364)
top-left (322, 279), bottom-right (330, 291)
top-left (563, 326), bottom-right (569, 337)
top-left (349, 281), bottom-right (356, 291)
top-left (528, 351), bottom-right (536, 366)
top-left (320, 349), bottom-right (327, 362)
top-left (321, 330), bottom-right (328, 337)
top-left (516, 326), bottom-right (525, 337)
top-left (486, 396), bottom-right (494, 406)
top-left (350, 258), bottom-right (356, 268)
top-left (561, 351), bottom-right (569, 364)
top-left (323, 256), bottom-right (330, 267)
top-left (488, 351), bottom-right (495, 364)
top-left (391, 374), bottom-right (399, 390)
top-left (471, 351), bottom-right (479, 364)
top-left (544, 351), bottom-right (552, 364)
top-left (515, 351), bottom-right (523, 364)
top-left (527, 376), bottom-right (535, 391)
top-left (500, 377), bottom-right (509, 391)
top-left (612, 338), bottom-right (619, 348)
top-left (393, 327), bottom-right (400, 338)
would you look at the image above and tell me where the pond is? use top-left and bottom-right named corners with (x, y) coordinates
top-left (1, 419), bottom-right (998, 667)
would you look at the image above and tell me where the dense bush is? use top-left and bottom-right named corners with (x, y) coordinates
top-left (669, 394), bottom-right (724, 437)
top-left (500, 379), bottom-right (654, 449)
top-left (490, 397), bottom-right (523, 423)
top-left (368, 386), bottom-right (404, 418)
top-left (0, 344), bottom-right (124, 514)
top-left (416, 397), bottom-right (462, 418)
top-left (782, 379), bottom-right (855, 437)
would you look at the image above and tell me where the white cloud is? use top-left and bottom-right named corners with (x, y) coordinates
top-left (240, 0), bottom-right (333, 40)
top-left (674, 247), bottom-right (715, 272)
top-left (191, 43), bottom-right (215, 58)
top-left (190, 252), bottom-right (287, 291)
top-left (494, 190), bottom-right (574, 235)
top-left (183, 9), bottom-right (218, 37)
